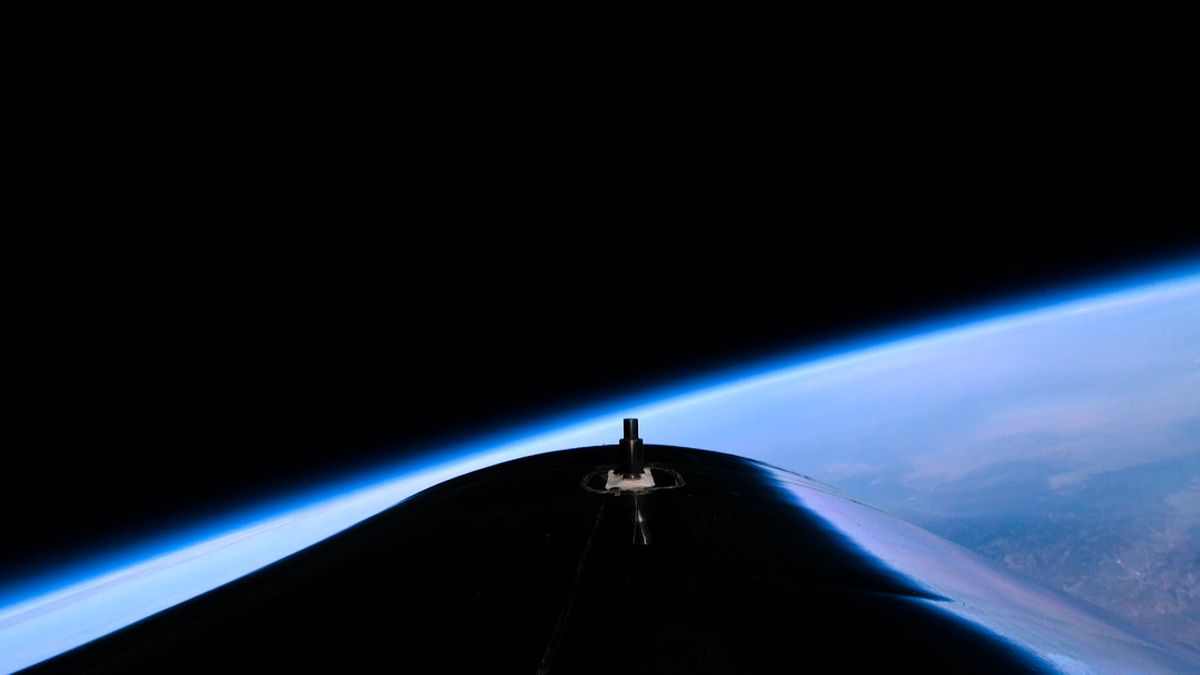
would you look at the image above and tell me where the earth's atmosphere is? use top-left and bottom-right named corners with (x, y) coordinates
top-left (1, 269), bottom-right (1197, 672)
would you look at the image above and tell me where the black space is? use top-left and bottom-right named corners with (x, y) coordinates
top-left (4, 62), bottom-right (1199, 588)
top-left (6, 202), bottom-right (1196, 586)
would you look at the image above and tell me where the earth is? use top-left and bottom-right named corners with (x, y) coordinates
top-left (2, 270), bottom-right (1197, 671)
top-left (643, 274), bottom-right (1200, 656)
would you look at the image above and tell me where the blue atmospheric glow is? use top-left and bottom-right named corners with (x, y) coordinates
top-left (1, 260), bottom-right (1198, 672)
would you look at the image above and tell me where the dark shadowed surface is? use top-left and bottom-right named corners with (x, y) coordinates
top-left (31, 445), bottom-right (1051, 674)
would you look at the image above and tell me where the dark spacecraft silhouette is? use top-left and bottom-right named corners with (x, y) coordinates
top-left (29, 420), bottom-right (1196, 673)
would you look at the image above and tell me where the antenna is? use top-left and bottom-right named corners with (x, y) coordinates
top-left (618, 418), bottom-right (644, 476)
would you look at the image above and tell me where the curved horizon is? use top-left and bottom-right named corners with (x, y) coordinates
top-left (2, 260), bottom-right (1198, 672)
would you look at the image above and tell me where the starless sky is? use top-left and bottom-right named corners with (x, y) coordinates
top-left (3, 212), bottom-right (1198, 583)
